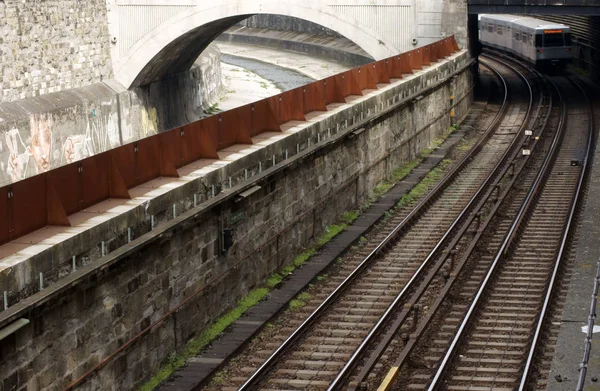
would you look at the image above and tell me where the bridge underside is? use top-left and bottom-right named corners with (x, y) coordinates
top-left (468, 4), bottom-right (600, 15)
top-left (132, 16), bottom-right (248, 87)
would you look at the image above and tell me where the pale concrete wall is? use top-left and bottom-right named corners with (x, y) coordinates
top-left (0, 45), bottom-right (223, 188)
top-left (440, 0), bottom-right (469, 50)
top-left (0, 52), bottom-right (473, 391)
top-left (0, 0), bottom-right (112, 103)
top-left (109, 0), bottom-right (401, 88)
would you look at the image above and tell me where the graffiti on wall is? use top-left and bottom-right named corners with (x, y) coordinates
top-left (3, 114), bottom-right (54, 182)
top-left (61, 110), bottom-right (120, 164)
top-left (1, 104), bottom-right (160, 186)
top-left (141, 107), bottom-right (159, 138)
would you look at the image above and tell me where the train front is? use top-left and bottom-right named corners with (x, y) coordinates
top-left (535, 27), bottom-right (573, 70)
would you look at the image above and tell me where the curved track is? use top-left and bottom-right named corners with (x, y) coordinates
top-left (229, 57), bottom-right (539, 391)
top-left (196, 54), bottom-right (593, 391)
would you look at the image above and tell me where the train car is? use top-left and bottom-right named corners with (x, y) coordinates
top-left (479, 14), bottom-right (573, 70)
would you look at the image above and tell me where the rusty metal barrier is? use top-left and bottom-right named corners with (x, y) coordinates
top-left (0, 36), bottom-right (460, 247)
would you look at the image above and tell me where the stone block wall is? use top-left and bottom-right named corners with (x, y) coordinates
top-left (0, 53), bottom-right (473, 391)
top-left (0, 0), bottom-right (112, 103)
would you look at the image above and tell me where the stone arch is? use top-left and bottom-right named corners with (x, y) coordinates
top-left (114, 1), bottom-right (399, 88)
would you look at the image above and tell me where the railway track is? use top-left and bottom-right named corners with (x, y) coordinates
top-left (371, 60), bottom-right (593, 390)
top-left (423, 74), bottom-right (591, 391)
top-left (339, 56), bottom-right (555, 391)
top-left (202, 56), bottom-right (550, 390)
top-left (194, 53), bottom-right (597, 391)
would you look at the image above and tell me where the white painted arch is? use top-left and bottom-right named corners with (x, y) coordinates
top-left (111, 0), bottom-right (401, 88)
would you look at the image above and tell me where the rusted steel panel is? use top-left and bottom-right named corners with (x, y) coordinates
top-left (451, 36), bottom-right (460, 51)
top-left (135, 137), bottom-right (161, 185)
top-left (422, 46), bottom-right (432, 66)
top-left (198, 116), bottom-right (220, 158)
top-left (0, 187), bottom-right (9, 245)
top-left (399, 53), bottom-right (413, 75)
top-left (47, 164), bottom-right (80, 216)
top-left (303, 82), bottom-right (327, 113)
top-left (338, 71), bottom-right (362, 97)
top-left (217, 113), bottom-right (237, 150)
top-left (220, 109), bottom-right (252, 147)
top-left (109, 158), bottom-right (131, 199)
top-left (373, 61), bottom-right (391, 84)
top-left (408, 49), bottom-right (422, 70)
top-left (251, 100), bottom-right (280, 135)
top-left (110, 144), bottom-right (136, 189)
top-left (442, 38), bottom-right (453, 57)
top-left (82, 153), bottom-right (111, 209)
top-left (181, 121), bottom-right (207, 162)
top-left (11, 174), bottom-right (47, 239)
top-left (367, 65), bottom-right (378, 89)
top-left (234, 104), bottom-right (253, 142)
top-left (433, 42), bottom-right (443, 61)
top-left (158, 129), bottom-right (181, 177)
top-left (386, 56), bottom-right (403, 79)
top-left (0, 36), bottom-right (461, 246)
top-left (284, 86), bottom-right (306, 115)
top-left (324, 76), bottom-right (345, 105)
top-left (272, 89), bottom-right (305, 125)
top-left (47, 180), bottom-right (70, 227)
top-left (445, 38), bottom-right (456, 57)
top-left (355, 66), bottom-right (377, 91)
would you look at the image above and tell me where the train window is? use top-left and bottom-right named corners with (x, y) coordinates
top-left (535, 35), bottom-right (542, 47)
top-left (565, 33), bottom-right (572, 45)
top-left (543, 33), bottom-right (564, 47)
top-left (488, 25), bottom-right (493, 33)
top-left (515, 32), bottom-right (520, 41)
top-left (497, 26), bottom-right (503, 35)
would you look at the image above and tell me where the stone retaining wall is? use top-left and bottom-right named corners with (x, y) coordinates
top-left (0, 52), bottom-right (473, 391)
top-left (0, 0), bottom-right (112, 103)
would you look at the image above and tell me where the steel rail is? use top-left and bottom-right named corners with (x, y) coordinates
top-left (237, 60), bottom-right (510, 391)
top-left (333, 57), bottom-right (535, 391)
top-left (360, 54), bottom-right (552, 391)
top-left (520, 77), bottom-right (594, 390)
top-left (427, 65), bottom-right (568, 391)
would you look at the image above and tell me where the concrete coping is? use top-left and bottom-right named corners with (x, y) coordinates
top-left (0, 50), bottom-right (469, 310)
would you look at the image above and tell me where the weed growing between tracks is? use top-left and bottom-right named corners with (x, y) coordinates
top-left (289, 292), bottom-right (313, 310)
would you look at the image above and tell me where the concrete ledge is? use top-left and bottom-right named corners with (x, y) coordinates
top-left (216, 26), bottom-right (372, 68)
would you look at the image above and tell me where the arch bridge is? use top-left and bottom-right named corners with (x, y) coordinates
top-left (106, 0), bottom-right (446, 89)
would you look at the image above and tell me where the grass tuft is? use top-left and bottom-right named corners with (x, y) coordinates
top-left (341, 211), bottom-right (359, 225)
top-left (396, 164), bottom-right (447, 209)
top-left (289, 292), bottom-right (313, 310)
top-left (139, 288), bottom-right (268, 391)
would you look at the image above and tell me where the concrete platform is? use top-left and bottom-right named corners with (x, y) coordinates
top-left (546, 78), bottom-right (600, 390)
